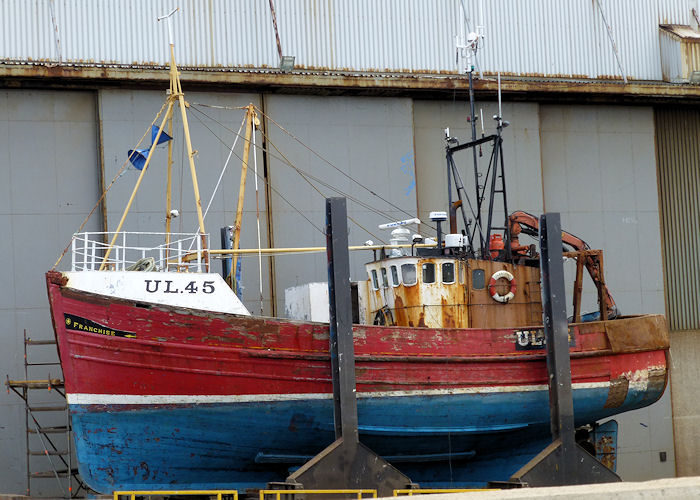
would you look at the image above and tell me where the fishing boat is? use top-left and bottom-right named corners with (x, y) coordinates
top-left (45, 17), bottom-right (669, 494)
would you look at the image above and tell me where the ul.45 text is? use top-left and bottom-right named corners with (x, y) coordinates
top-left (144, 280), bottom-right (215, 294)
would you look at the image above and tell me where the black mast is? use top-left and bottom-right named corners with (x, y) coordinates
top-left (467, 68), bottom-right (483, 253)
top-left (444, 27), bottom-right (512, 261)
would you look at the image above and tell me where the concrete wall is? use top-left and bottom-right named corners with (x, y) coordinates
top-left (0, 89), bottom-right (101, 495)
top-left (539, 105), bottom-right (674, 479)
top-left (264, 94), bottom-right (417, 313)
top-left (669, 331), bottom-right (700, 475)
top-left (540, 106), bottom-right (665, 316)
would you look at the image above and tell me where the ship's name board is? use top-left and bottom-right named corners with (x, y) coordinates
top-left (64, 313), bottom-right (136, 338)
top-left (514, 328), bottom-right (575, 350)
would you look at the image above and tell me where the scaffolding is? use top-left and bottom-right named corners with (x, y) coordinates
top-left (5, 329), bottom-right (89, 498)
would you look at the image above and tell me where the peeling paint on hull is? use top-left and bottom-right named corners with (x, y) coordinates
top-left (46, 275), bottom-right (669, 492)
top-left (70, 386), bottom-right (661, 492)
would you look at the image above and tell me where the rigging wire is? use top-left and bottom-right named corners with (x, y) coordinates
top-left (189, 105), bottom-right (384, 242)
top-left (252, 118), bottom-right (385, 244)
top-left (183, 113), bottom-right (247, 253)
top-left (192, 101), bottom-right (432, 232)
top-left (201, 115), bottom-right (247, 221)
top-left (52, 101), bottom-right (169, 269)
top-left (188, 106), bottom-right (326, 236)
top-left (190, 104), bottom-right (426, 243)
top-left (253, 123), bottom-right (264, 315)
top-left (254, 105), bottom-right (426, 225)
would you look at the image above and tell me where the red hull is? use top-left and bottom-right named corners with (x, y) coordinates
top-left (47, 274), bottom-right (670, 401)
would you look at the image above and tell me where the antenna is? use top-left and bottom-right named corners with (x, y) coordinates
top-left (455, 31), bottom-right (481, 74)
top-left (497, 72), bottom-right (502, 127)
top-left (477, 0), bottom-right (484, 79)
top-left (455, 1), bottom-right (482, 74)
top-left (446, 2), bottom-right (516, 261)
top-left (493, 72), bottom-right (509, 130)
top-left (157, 7), bottom-right (180, 46)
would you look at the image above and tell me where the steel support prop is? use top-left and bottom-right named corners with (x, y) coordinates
top-left (286, 198), bottom-right (412, 497)
top-left (508, 212), bottom-right (621, 487)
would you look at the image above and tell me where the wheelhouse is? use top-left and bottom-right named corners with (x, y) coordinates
top-left (358, 254), bottom-right (543, 329)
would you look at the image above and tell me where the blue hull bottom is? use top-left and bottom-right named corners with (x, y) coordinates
top-left (71, 387), bottom-right (656, 493)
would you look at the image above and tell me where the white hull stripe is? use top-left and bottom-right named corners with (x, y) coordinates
top-left (67, 382), bottom-right (615, 405)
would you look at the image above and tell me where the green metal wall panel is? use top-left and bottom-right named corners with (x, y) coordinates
top-left (656, 108), bottom-right (700, 331)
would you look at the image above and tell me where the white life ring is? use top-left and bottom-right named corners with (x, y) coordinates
top-left (489, 270), bottom-right (517, 303)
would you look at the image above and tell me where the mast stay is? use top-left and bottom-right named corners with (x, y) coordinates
top-left (99, 8), bottom-right (209, 271)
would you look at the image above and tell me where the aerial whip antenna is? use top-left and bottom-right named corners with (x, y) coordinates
top-left (157, 7), bottom-right (179, 46)
top-left (454, 9), bottom-right (485, 253)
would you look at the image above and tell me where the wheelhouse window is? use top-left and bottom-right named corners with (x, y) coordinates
top-left (370, 269), bottom-right (379, 290)
top-left (422, 262), bottom-right (436, 284)
top-left (381, 267), bottom-right (389, 288)
top-left (401, 263), bottom-right (417, 286)
top-left (390, 265), bottom-right (400, 287)
top-left (442, 262), bottom-right (455, 284)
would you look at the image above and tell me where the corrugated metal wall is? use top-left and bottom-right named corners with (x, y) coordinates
top-left (656, 108), bottom-right (700, 331)
top-left (0, 0), bottom-right (696, 80)
top-left (659, 26), bottom-right (700, 82)
top-left (660, 28), bottom-right (687, 82)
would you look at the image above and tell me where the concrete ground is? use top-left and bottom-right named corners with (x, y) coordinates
top-left (3, 478), bottom-right (700, 500)
top-left (383, 477), bottom-right (700, 499)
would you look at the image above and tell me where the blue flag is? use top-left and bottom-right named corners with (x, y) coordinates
top-left (127, 125), bottom-right (173, 170)
top-left (127, 149), bottom-right (149, 170)
top-left (151, 125), bottom-right (173, 145)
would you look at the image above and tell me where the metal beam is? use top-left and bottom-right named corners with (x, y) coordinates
top-left (448, 134), bottom-right (497, 153)
top-left (540, 212), bottom-right (575, 450)
top-left (285, 198), bottom-right (412, 497)
top-left (5, 64), bottom-right (700, 104)
top-left (326, 197), bottom-right (359, 442)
